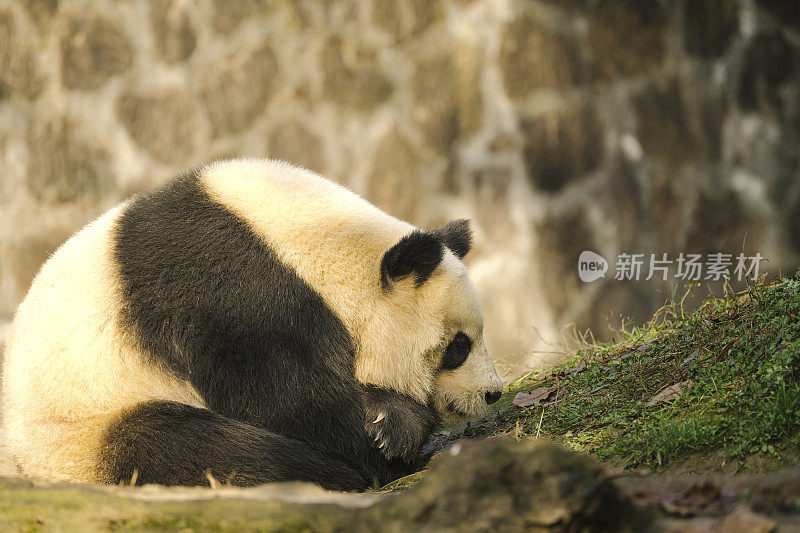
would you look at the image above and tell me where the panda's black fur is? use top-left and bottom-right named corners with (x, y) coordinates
top-left (105, 172), bottom-right (440, 490)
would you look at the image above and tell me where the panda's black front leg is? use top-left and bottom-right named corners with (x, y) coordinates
top-left (361, 384), bottom-right (440, 464)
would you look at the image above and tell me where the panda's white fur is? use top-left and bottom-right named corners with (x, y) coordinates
top-left (2, 205), bottom-right (206, 482)
top-left (2, 158), bottom-right (502, 487)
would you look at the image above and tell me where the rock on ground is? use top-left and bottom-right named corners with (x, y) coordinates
top-left (0, 438), bottom-right (645, 532)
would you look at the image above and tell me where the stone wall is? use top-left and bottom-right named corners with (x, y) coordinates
top-left (1, 0), bottom-right (799, 376)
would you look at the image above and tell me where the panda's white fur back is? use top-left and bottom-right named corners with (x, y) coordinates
top-left (2, 158), bottom-right (501, 485)
top-left (2, 205), bottom-right (205, 482)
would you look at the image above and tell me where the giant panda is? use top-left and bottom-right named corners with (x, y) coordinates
top-left (1, 159), bottom-right (503, 491)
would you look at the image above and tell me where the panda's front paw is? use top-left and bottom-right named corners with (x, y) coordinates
top-left (366, 409), bottom-right (421, 462)
top-left (363, 385), bottom-right (439, 463)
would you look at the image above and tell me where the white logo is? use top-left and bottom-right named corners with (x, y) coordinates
top-left (581, 252), bottom-right (763, 282)
top-left (578, 251), bottom-right (608, 282)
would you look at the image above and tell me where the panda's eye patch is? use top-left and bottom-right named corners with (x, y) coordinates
top-left (441, 332), bottom-right (472, 370)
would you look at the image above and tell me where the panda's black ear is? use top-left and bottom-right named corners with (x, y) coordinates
top-left (431, 219), bottom-right (472, 259)
top-left (381, 231), bottom-right (445, 289)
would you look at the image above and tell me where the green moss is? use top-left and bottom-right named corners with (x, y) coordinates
top-left (374, 470), bottom-right (426, 493)
top-left (456, 272), bottom-right (800, 473)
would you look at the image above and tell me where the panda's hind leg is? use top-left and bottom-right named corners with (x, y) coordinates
top-left (101, 401), bottom-right (368, 491)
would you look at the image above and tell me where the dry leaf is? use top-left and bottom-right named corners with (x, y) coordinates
top-left (546, 387), bottom-right (567, 405)
top-left (716, 337), bottom-right (740, 362)
top-left (637, 341), bottom-right (654, 352)
top-left (564, 361), bottom-right (587, 375)
top-left (646, 380), bottom-right (694, 407)
top-left (513, 385), bottom-right (560, 407)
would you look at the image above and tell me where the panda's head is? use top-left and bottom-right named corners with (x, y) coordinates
top-left (372, 219), bottom-right (503, 419)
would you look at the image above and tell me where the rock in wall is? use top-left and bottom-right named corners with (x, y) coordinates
top-left (1, 0), bottom-right (799, 375)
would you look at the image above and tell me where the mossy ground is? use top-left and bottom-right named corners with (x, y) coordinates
top-left (383, 272), bottom-right (800, 491)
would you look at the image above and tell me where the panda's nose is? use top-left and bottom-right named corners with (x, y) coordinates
top-left (485, 390), bottom-right (502, 405)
